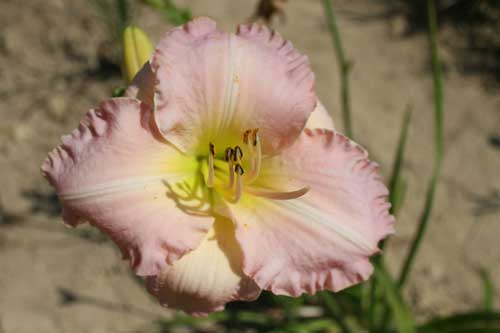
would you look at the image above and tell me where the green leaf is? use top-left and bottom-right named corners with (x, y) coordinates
top-left (391, 176), bottom-right (407, 215)
top-left (111, 86), bottom-right (126, 97)
top-left (235, 310), bottom-right (272, 325)
top-left (375, 265), bottom-right (415, 333)
top-left (480, 269), bottom-right (494, 311)
top-left (418, 312), bottom-right (500, 333)
top-left (272, 294), bottom-right (305, 320)
top-left (287, 318), bottom-right (339, 332)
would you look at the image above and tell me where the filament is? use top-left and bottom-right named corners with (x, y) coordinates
top-left (246, 186), bottom-right (309, 200)
top-left (244, 130), bottom-right (255, 172)
top-left (225, 147), bottom-right (235, 189)
top-left (227, 164), bottom-right (244, 203)
top-left (205, 128), bottom-right (301, 205)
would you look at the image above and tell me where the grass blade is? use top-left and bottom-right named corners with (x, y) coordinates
top-left (378, 105), bottom-right (412, 256)
top-left (398, 0), bottom-right (444, 289)
top-left (418, 311), bottom-right (500, 333)
top-left (375, 265), bottom-right (416, 333)
top-left (286, 318), bottom-right (339, 333)
top-left (389, 106), bottom-right (412, 217)
top-left (421, 329), bottom-right (500, 333)
top-left (141, 0), bottom-right (192, 25)
top-left (370, 106), bottom-right (411, 331)
top-left (318, 292), bottom-right (353, 333)
top-left (480, 269), bottom-right (494, 311)
top-left (321, 0), bottom-right (353, 138)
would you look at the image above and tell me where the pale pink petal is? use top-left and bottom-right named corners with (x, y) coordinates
top-left (125, 62), bottom-right (155, 108)
top-left (41, 98), bottom-right (213, 276)
top-left (305, 101), bottom-right (335, 130)
top-left (151, 17), bottom-right (316, 155)
top-left (227, 129), bottom-right (394, 296)
top-left (146, 217), bottom-right (261, 316)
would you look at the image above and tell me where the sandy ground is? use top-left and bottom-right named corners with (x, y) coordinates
top-left (1, 0), bottom-right (499, 332)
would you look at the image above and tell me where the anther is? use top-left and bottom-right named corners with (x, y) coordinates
top-left (252, 128), bottom-right (259, 146)
top-left (243, 129), bottom-right (252, 144)
top-left (244, 129), bottom-right (256, 171)
top-left (225, 147), bottom-right (234, 162)
top-left (206, 142), bottom-right (215, 188)
top-left (233, 145), bottom-right (243, 162)
top-left (209, 142), bottom-right (216, 156)
top-left (245, 129), bottom-right (262, 183)
top-left (235, 163), bottom-right (244, 175)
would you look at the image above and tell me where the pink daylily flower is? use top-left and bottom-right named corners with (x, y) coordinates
top-left (42, 17), bottom-right (394, 316)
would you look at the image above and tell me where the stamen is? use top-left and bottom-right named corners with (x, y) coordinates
top-left (225, 147), bottom-right (233, 162)
top-left (228, 164), bottom-right (244, 203)
top-left (233, 145), bottom-right (243, 162)
top-left (242, 129), bottom-right (254, 169)
top-left (209, 142), bottom-right (216, 156)
top-left (206, 142), bottom-right (215, 187)
top-left (243, 129), bottom-right (252, 144)
top-left (252, 128), bottom-right (259, 146)
top-left (225, 147), bottom-right (235, 189)
top-left (235, 163), bottom-right (244, 176)
top-left (246, 186), bottom-right (309, 200)
top-left (245, 129), bottom-right (262, 183)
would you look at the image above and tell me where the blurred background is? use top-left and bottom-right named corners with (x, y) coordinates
top-left (0, 0), bottom-right (499, 332)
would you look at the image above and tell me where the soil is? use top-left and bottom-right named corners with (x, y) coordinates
top-left (1, 0), bottom-right (499, 332)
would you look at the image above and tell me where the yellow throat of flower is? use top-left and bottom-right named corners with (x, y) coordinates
top-left (202, 128), bottom-right (309, 204)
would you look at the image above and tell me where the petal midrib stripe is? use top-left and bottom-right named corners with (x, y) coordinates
top-left (59, 173), bottom-right (186, 201)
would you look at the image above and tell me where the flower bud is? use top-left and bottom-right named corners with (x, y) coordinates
top-left (122, 26), bottom-right (153, 83)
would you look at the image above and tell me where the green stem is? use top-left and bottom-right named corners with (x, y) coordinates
top-left (375, 2), bottom-right (443, 330)
top-left (116, 0), bottom-right (130, 31)
top-left (321, 0), bottom-right (353, 138)
top-left (398, 0), bottom-right (444, 289)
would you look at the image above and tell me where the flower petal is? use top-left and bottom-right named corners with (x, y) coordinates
top-left (151, 17), bottom-right (316, 155)
top-left (305, 101), bottom-right (335, 130)
top-left (227, 129), bottom-right (394, 296)
top-left (146, 217), bottom-right (261, 316)
top-left (125, 62), bottom-right (155, 107)
top-left (41, 97), bottom-right (214, 276)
